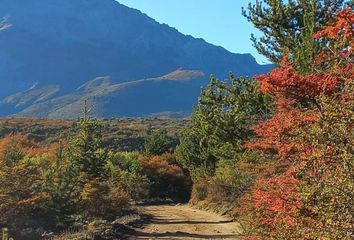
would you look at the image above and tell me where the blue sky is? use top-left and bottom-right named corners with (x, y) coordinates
top-left (117, 0), bottom-right (270, 65)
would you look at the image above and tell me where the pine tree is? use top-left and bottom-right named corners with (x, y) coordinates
top-left (42, 141), bottom-right (80, 227)
top-left (176, 74), bottom-right (271, 176)
top-left (242, 0), bottom-right (352, 66)
top-left (144, 129), bottom-right (172, 157)
top-left (69, 101), bottom-right (107, 179)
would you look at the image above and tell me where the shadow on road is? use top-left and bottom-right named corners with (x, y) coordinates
top-left (126, 230), bottom-right (239, 239)
top-left (126, 204), bottom-right (241, 239)
top-left (150, 219), bottom-right (234, 225)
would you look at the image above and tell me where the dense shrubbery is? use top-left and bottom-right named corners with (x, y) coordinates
top-left (176, 74), bottom-right (272, 212)
top-left (0, 118), bottom-right (187, 152)
top-left (237, 8), bottom-right (354, 240)
top-left (106, 151), bottom-right (191, 202)
top-left (139, 153), bottom-right (192, 201)
top-left (144, 129), bottom-right (174, 157)
top-left (0, 136), bottom-right (49, 216)
top-left (0, 105), bottom-right (191, 238)
top-left (107, 151), bottom-right (151, 200)
top-left (177, 4), bottom-right (353, 240)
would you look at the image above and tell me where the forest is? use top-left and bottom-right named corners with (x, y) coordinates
top-left (0, 1), bottom-right (353, 240)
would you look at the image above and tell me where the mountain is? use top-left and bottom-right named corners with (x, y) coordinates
top-left (0, 0), bottom-right (273, 118)
top-left (8, 70), bottom-right (208, 118)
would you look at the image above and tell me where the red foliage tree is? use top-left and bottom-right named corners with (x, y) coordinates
top-left (252, 168), bottom-right (302, 234)
top-left (243, 8), bottom-right (353, 239)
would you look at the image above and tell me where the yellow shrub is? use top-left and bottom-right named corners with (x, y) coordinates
top-left (80, 178), bottom-right (130, 218)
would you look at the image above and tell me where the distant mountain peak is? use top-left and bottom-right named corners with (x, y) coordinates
top-left (0, 0), bottom-right (273, 118)
top-left (152, 69), bottom-right (205, 82)
top-left (1, 85), bottom-right (59, 109)
top-left (77, 77), bottom-right (112, 91)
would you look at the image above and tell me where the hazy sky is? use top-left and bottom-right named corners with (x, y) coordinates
top-left (118, 0), bottom-right (270, 64)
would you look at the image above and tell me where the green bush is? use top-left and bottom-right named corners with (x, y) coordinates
top-left (210, 159), bottom-right (253, 203)
top-left (144, 129), bottom-right (173, 157)
top-left (176, 74), bottom-right (271, 177)
top-left (107, 151), bottom-right (151, 200)
top-left (80, 178), bottom-right (130, 218)
top-left (190, 180), bottom-right (209, 204)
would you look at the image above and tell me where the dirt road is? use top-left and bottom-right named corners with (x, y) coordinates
top-left (127, 204), bottom-right (242, 239)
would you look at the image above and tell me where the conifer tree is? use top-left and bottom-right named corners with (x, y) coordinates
top-left (69, 101), bottom-right (107, 179)
top-left (176, 74), bottom-right (271, 176)
top-left (242, 0), bottom-right (352, 66)
top-left (42, 142), bottom-right (80, 227)
top-left (144, 129), bottom-right (172, 157)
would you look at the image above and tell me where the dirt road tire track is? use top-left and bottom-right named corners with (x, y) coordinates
top-left (127, 204), bottom-right (242, 239)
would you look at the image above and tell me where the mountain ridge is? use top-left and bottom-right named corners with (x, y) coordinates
top-left (0, 0), bottom-right (273, 118)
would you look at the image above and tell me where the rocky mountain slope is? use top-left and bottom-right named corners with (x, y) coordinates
top-left (0, 0), bottom-right (272, 118)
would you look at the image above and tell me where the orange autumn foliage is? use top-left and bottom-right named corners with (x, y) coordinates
top-left (313, 7), bottom-right (354, 44)
top-left (141, 155), bottom-right (186, 179)
top-left (252, 168), bottom-right (302, 229)
top-left (255, 59), bottom-right (344, 101)
top-left (0, 134), bottom-right (52, 225)
top-left (246, 107), bottom-right (303, 161)
top-left (313, 8), bottom-right (354, 70)
top-left (139, 153), bottom-right (191, 201)
top-left (242, 8), bottom-right (354, 239)
top-left (0, 133), bottom-right (54, 159)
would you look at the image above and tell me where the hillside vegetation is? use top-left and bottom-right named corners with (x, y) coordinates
top-left (0, 117), bottom-right (188, 151)
top-left (0, 113), bottom-right (192, 239)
